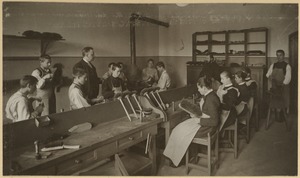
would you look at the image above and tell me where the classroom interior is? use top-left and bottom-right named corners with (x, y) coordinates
top-left (2, 2), bottom-right (298, 176)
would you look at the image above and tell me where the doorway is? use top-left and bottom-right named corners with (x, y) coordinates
top-left (289, 31), bottom-right (298, 114)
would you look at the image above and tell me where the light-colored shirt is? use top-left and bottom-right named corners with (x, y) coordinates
top-left (31, 68), bottom-right (52, 89)
top-left (157, 70), bottom-right (171, 91)
top-left (69, 83), bottom-right (90, 110)
top-left (5, 91), bottom-right (30, 122)
top-left (266, 63), bottom-right (291, 85)
top-left (142, 68), bottom-right (158, 81)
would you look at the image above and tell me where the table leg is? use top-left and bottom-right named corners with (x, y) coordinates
top-left (164, 123), bottom-right (171, 166)
top-left (149, 135), bottom-right (157, 175)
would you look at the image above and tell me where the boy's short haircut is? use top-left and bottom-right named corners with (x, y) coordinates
top-left (39, 54), bottom-right (51, 62)
top-left (276, 49), bottom-right (285, 56)
top-left (147, 58), bottom-right (154, 63)
top-left (20, 75), bottom-right (38, 88)
top-left (117, 62), bottom-right (124, 68)
top-left (108, 62), bottom-right (116, 68)
top-left (82, 47), bottom-right (93, 57)
top-left (156, 61), bottom-right (165, 68)
top-left (111, 64), bottom-right (120, 71)
top-left (73, 67), bottom-right (87, 78)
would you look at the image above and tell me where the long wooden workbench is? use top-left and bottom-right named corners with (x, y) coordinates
top-left (3, 96), bottom-right (164, 175)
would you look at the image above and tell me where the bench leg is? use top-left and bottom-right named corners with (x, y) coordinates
top-left (265, 108), bottom-right (271, 130)
top-left (185, 149), bottom-right (189, 175)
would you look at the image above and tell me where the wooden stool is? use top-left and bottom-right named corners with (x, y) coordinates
top-left (219, 118), bottom-right (238, 158)
top-left (185, 130), bottom-right (219, 176)
top-left (265, 105), bottom-right (289, 131)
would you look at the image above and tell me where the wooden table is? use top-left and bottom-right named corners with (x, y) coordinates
top-left (6, 116), bottom-right (162, 175)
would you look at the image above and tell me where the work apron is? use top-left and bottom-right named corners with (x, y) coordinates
top-left (163, 118), bottom-right (201, 166)
top-left (270, 68), bottom-right (289, 108)
top-left (163, 98), bottom-right (206, 166)
top-left (35, 68), bottom-right (56, 116)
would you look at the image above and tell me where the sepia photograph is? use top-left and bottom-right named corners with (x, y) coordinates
top-left (2, 1), bottom-right (298, 176)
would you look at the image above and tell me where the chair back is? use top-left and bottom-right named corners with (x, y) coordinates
top-left (247, 97), bottom-right (254, 118)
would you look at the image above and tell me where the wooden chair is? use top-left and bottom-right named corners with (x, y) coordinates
top-left (185, 130), bottom-right (219, 176)
top-left (219, 118), bottom-right (238, 158)
top-left (238, 97), bottom-right (255, 143)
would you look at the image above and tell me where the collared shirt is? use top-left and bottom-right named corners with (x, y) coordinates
top-left (157, 70), bottom-right (171, 91)
top-left (204, 89), bottom-right (213, 96)
top-left (83, 58), bottom-right (93, 68)
top-left (238, 82), bottom-right (246, 86)
top-left (69, 83), bottom-right (90, 110)
top-left (5, 91), bottom-right (30, 122)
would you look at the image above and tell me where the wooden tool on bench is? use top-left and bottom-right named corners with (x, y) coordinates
top-left (153, 87), bottom-right (166, 110)
top-left (115, 93), bottom-right (132, 121)
top-left (140, 88), bottom-right (151, 100)
top-left (124, 91), bottom-right (138, 119)
top-left (149, 88), bottom-right (164, 111)
top-left (179, 99), bottom-right (202, 117)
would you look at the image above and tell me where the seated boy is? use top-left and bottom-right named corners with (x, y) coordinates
top-left (102, 64), bottom-right (127, 99)
top-left (69, 67), bottom-right (103, 110)
top-left (102, 62), bottom-right (116, 80)
top-left (155, 61), bottom-right (171, 91)
top-left (5, 75), bottom-right (44, 123)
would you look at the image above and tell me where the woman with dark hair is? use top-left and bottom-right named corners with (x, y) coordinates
top-left (163, 75), bottom-right (220, 167)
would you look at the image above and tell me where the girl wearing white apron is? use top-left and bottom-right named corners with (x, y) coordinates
top-left (163, 76), bottom-right (220, 167)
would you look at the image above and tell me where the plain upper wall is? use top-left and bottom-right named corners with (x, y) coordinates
top-left (3, 2), bottom-right (159, 57)
top-left (158, 4), bottom-right (298, 57)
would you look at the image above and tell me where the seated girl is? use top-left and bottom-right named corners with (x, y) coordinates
top-left (234, 71), bottom-right (251, 118)
top-left (163, 76), bottom-right (220, 167)
top-left (216, 71), bottom-right (239, 130)
top-left (243, 67), bottom-right (258, 98)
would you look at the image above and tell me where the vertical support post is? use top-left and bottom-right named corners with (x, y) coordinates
top-left (130, 17), bottom-right (136, 65)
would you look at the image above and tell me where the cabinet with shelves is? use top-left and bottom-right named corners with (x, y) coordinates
top-left (192, 27), bottom-right (268, 67)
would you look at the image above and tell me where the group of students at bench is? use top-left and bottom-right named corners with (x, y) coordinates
top-left (5, 46), bottom-right (171, 123)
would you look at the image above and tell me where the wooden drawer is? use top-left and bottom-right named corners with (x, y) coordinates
top-left (56, 151), bottom-right (96, 175)
top-left (94, 142), bottom-right (117, 161)
top-left (33, 166), bottom-right (56, 175)
top-left (117, 125), bottom-right (157, 150)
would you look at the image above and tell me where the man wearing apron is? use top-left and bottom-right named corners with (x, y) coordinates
top-left (102, 64), bottom-right (126, 99)
top-left (266, 49), bottom-right (291, 122)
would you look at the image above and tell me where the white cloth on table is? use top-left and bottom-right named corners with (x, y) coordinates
top-left (163, 118), bottom-right (201, 166)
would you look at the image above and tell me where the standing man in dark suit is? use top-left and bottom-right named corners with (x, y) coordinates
top-left (74, 47), bottom-right (102, 103)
